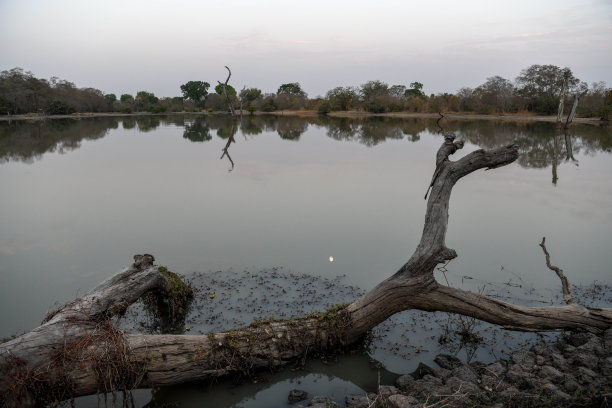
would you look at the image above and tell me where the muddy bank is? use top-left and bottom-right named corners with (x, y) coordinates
top-left (289, 329), bottom-right (612, 407)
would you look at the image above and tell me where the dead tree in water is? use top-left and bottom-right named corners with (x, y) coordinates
top-left (217, 66), bottom-right (236, 116)
top-left (1, 136), bottom-right (611, 406)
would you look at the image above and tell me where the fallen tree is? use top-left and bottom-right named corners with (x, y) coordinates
top-left (1, 134), bottom-right (611, 407)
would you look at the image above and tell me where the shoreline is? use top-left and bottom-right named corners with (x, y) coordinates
top-left (295, 329), bottom-right (612, 408)
top-left (0, 110), bottom-right (607, 125)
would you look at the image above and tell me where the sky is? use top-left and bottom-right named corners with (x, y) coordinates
top-left (1, 0), bottom-right (611, 98)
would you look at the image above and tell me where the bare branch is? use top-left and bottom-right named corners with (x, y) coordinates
top-left (217, 66), bottom-right (235, 116)
top-left (539, 237), bottom-right (574, 305)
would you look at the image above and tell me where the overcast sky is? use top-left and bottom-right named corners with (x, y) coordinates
top-left (1, 0), bottom-right (611, 98)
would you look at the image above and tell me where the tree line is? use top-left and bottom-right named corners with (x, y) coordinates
top-left (1, 65), bottom-right (611, 119)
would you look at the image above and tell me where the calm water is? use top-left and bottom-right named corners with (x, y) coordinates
top-left (1, 115), bottom-right (611, 406)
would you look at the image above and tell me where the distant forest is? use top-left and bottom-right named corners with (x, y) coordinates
top-left (1, 65), bottom-right (611, 119)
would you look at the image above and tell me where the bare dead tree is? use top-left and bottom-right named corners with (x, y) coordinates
top-left (565, 84), bottom-right (588, 129)
top-left (1, 138), bottom-right (611, 406)
top-left (556, 69), bottom-right (570, 123)
top-left (217, 66), bottom-right (236, 116)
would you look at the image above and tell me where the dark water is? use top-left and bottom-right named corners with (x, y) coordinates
top-left (0, 115), bottom-right (611, 406)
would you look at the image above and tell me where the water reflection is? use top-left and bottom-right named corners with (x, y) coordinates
top-left (183, 117), bottom-right (211, 142)
top-left (0, 115), bottom-right (610, 170)
top-left (0, 117), bottom-right (118, 163)
top-left (145, 353), bottom-right (396, 408)
top-left (220, 121), bottom-right (237, 171)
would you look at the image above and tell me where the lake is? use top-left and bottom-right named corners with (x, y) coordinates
top-left (0, 114), bottom-right (611, 406)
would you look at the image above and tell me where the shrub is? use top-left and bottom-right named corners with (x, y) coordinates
top-left (44, 100), bottom-right (75, 115)
top-left (598, 105), bottom-right (611, 120)
top-left (366, 101), bottom-right (385, 113)
top-left (260, 97), bottom-right (277, 112)
top-left (317, 101), bottom-right (331, 115)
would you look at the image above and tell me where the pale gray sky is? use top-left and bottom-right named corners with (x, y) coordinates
top-left (1, 0), bottom-right (611, 97)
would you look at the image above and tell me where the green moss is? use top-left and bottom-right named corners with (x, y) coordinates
top-left (141, 266), bottom-right (193, 333)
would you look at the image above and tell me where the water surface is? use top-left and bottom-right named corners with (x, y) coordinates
top-left (0, 114), bottom-right (610, 406)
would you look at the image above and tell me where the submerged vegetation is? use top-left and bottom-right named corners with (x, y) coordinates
top-left (1, 64), bottom-right (611, 119)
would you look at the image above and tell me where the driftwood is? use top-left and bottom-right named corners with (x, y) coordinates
top-left (2, 136), bottom-right (611, 406)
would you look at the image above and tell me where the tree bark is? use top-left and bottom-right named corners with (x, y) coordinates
top-left (556, 70), bottom-right (569, 123)
top-left (218, 66), bottom-right (236, 117)
top-left (565, 93), bottom-right (582, 129)
top-left (2, 137), bottom-right (611, 406)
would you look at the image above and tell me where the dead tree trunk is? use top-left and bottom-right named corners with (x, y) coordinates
top-left (564, 93), bottom-right (582, 129)
top-left (2, 137), bottom-right (611, 406)
top-left (556, 70), bottom-right (570, 123)
top-left (218, 66), bottom-right (236, 116)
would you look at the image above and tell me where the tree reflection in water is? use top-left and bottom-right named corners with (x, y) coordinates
top-left (0, 115), bottom-right (610, 171)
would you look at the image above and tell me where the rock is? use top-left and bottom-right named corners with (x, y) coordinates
top-left (575, 366), bottom-right (598, 384)
top-left (451, 365), bottom-right (478, 384)
top-left (432, 367), bottom-right (452, 380)
top-left (571, 349), bottom-right (599, 369)
top-left (506, 364), bottom-right (529, 382)
top-left (522, 375), bottom-right (546, 390)
top-left (434, 354), bottom-right (463, 370)
top-left (531, 342), bottom-right (554, 359)
top-left (541, 383), bottom-right (571, 401)
top-left (377, 385), bottom-right (399, 398)
top-left (288, 389), bottom-right (309, 403)
top-left (536, 355), bottom-right (546, 366)
top-left (550, 352), bottom-right (569, 371)
top-left (445, 377), bottom-right (480, 394)
top-left (539, 365), bottom-right (564, 384)
top-left (309, 396), bottom-right (338, 407)
top-left (563, 377), bottom-right (580, 393)
top-left (499, 386), bottom-right (520, 399)
top-left (485, 361), bottom-right (506, 377)
top-left (480, 374), bottom-right (498, 391)
top-left (601, 356), bottom-right (612, 377)
top-left (415, 375), bottom-right (450, 398)
top-left (386, 394), bottom-right (420, 408)
top-left (567, 332), bottom-right (593, 347)
top-left (396, 374), bottom-right (417, 393)
top-left (558, 342), bottom-right (576, 356)
top-left (345, 394), bottom-right (369, 408)
top-left (510, 350), bottom-right (536, 367)
top-left (604, 328), bottom-right (612, 350)
top-left (410, 362), bottom-right (436, 380)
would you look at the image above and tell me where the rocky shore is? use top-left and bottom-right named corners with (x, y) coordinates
top-left (288, 329), bottom-right (611, 407)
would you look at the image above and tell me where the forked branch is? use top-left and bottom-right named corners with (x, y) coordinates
top-left (539, 237), bottom-right (574, 304)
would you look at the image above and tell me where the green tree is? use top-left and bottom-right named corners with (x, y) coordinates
top-left (44, 100), bottom-right (75, 115)
top-left (360, 80), bottom-right (390, 112)
top-left (515, 64), bottom-right (580, 114)
top-left (120, 94), bottom-right (133, 103)
top-left (360, 80), bottom-right (389, 102)
top-left (180, 81), bottom-right (210, 106)
top-left (474, 76), bottom-right (515, 113)
top-left (325, 86), bottom-right (359, 111)
top-left (104, 93), bottom-right (117, 102)
top-left (214, 83), bottom-right (237, 97)
top-left (239, 87), bottom-right (262, 108)
top-left (405, 82), bottom-right (425, 98)
top-left (135, 91), bottom-right (158, 111)
top-left (277, 82), bottom-right (307, 98)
